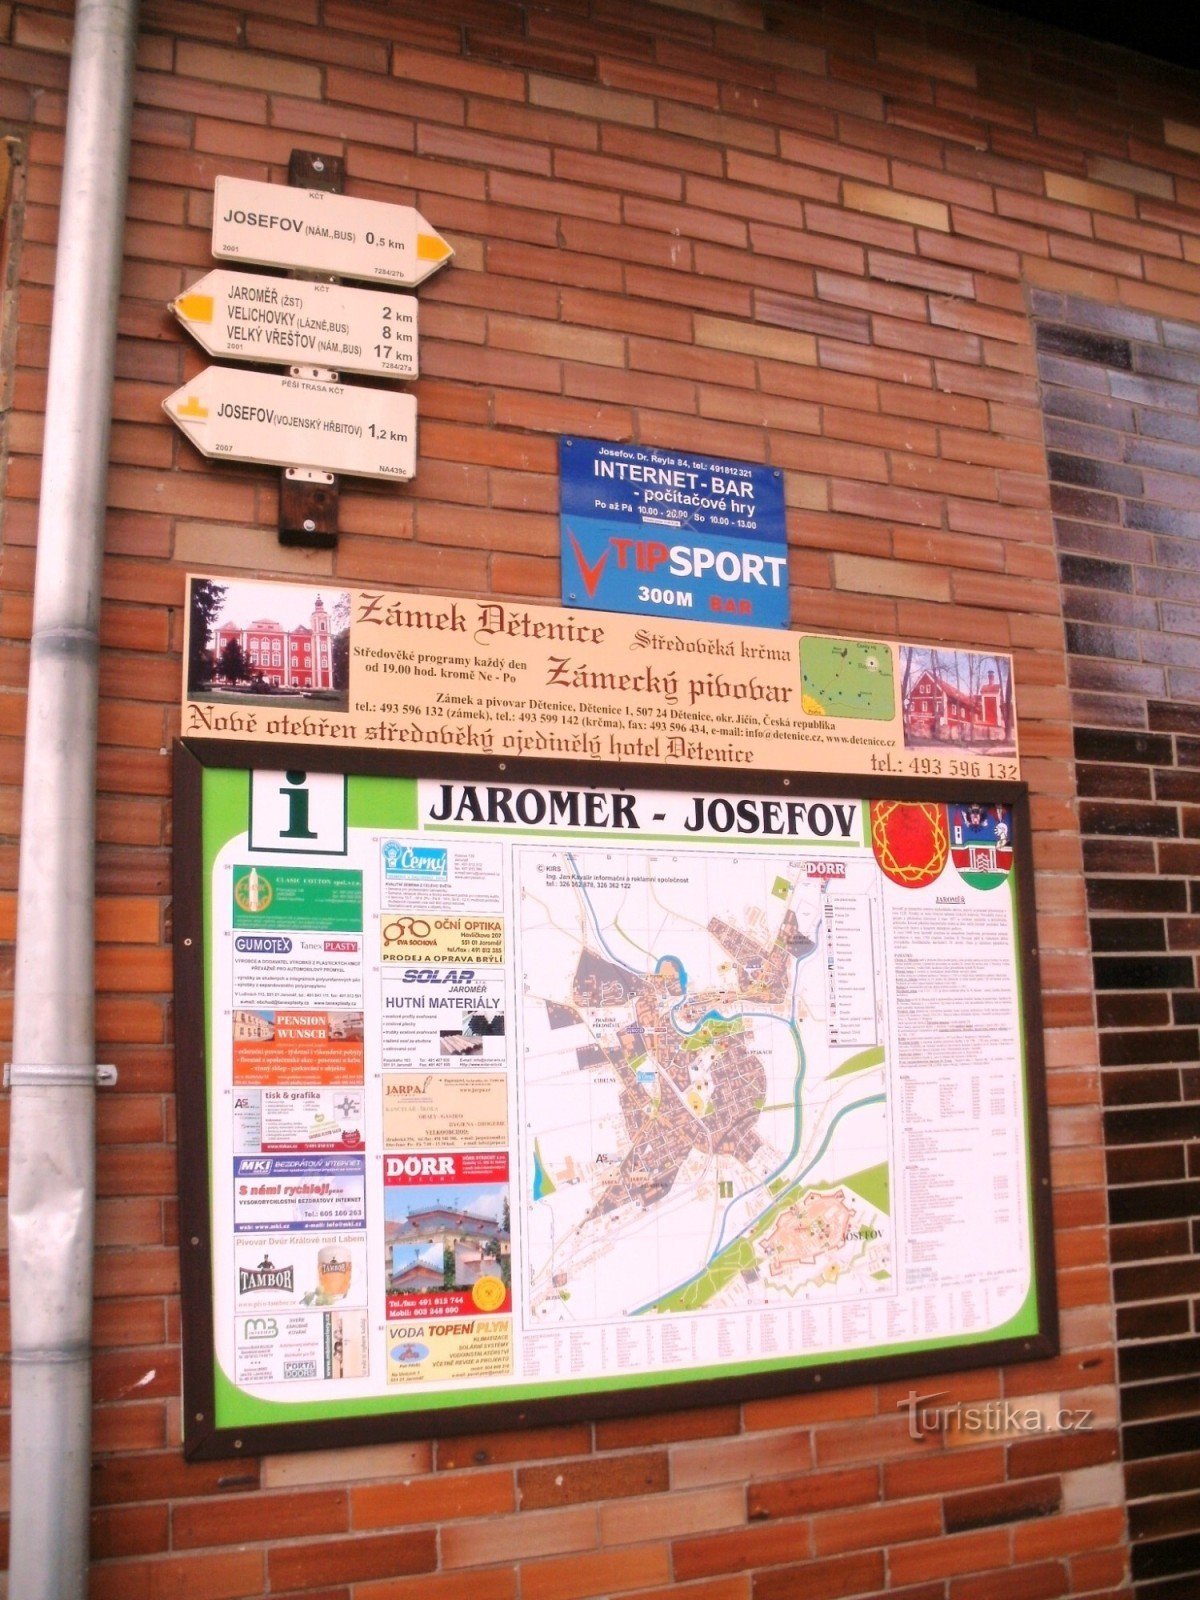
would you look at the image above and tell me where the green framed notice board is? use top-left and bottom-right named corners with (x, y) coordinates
top-left (174, 742), bottom-right (1056, 1458)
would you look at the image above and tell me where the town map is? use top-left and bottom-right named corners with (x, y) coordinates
top-left (515, 845), bottom-right (893, 1329)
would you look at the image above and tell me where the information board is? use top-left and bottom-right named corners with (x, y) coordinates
top-left (174, 745), bottom-right (1055, 1458)
top-left (559, 437), bottom-right (789, 627)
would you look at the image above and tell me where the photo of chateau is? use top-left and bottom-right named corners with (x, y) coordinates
top-left (185, 575), bottom-right (350, 712)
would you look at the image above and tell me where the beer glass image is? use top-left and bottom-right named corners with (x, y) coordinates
top-left (317, 1246), bottom-right (352, 1301)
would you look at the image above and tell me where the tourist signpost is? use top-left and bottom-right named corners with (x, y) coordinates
top-left (164, 163), bottom-right (449, 504)
top-left (170, 270), bottom-right (418, 379)
top-left (163, 367), bottom-right (416, 480)
top-left (212, 175), bottom-right (454, 286)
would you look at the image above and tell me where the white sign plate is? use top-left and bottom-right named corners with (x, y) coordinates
top-left (212, 176), bottom-right (453, 287)
top-left (163, 367), bottom-right (416, 480)
top-left (171, 271), bottom-right (418, 379)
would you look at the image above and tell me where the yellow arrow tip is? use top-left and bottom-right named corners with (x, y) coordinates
top-left (176, 293), bottom-right (215, 323)
top-left (175, 395), bottom-right (209, 419)
top-left (417, 232), bottom-right (452, 262)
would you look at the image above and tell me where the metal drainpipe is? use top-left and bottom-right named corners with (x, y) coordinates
top-left (7, 2), bottom-right (139, 1596)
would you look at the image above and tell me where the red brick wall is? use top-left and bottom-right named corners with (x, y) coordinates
top-left (6, 0), bottom-right (1200, 1594)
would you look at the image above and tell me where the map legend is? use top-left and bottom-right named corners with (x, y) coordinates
top-left (824, 897), bottom-right (879, 1049)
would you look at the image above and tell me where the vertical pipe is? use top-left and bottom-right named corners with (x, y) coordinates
top-left (7, 3), bottom-right (139, 1596)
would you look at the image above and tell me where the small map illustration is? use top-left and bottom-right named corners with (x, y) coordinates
top-left (800, 637), bottom-right (896, 720)
top-left (516, 847), bottom-right (892, 1326)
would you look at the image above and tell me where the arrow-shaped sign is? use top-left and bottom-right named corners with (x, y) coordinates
top-left (212, 176), bottom-right (453, 287)
top-left (163, 367), bottom-right (416, 480)
top-left (170, 271), bottom-right (418, 379)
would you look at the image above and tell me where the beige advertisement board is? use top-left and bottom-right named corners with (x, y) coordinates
top-left (184, 574), bottom-right (1020, 782)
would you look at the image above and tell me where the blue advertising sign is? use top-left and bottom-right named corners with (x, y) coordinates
top-left (559, 437), bottom-right (789, 628)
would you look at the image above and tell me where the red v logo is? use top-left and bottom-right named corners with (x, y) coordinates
top-left (567, 530), bottom-right (609, 599)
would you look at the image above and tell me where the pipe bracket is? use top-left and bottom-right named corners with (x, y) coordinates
top-left (4, 1062), bottom-right (117, 1088)
top-left (28, 624), bottom-right (100, 661)
top-left (9, 1342), bottom-right (92, 1366)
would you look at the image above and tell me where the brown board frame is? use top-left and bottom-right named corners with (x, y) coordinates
top-left (173, 738), bottom-right (1058, 1460)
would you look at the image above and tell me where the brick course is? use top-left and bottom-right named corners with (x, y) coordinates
top-left (3, 0), bottom-right (1200, 1595)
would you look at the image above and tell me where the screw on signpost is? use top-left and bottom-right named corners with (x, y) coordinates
top-left (278, 149), bottom-right (346, 550)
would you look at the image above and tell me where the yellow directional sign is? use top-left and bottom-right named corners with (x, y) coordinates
top-left (212, 176), bottom-right (454, 287)
top-left (170, 270), bottom-right (418, 379)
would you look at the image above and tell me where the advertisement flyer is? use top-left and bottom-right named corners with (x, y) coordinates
top-left (233, 1086), bottom-right (366, 1152)
top-left (231, 934), bottom-right (364, 1014)
top-left (198, 765), bottom-right (1046, 1437)
top-left (234, 1234), bottom-right (368, 1312)
top-left (183, 574), bottom-right (1020, 781)
top-left (382, 1074), bottom-right (508, 1150)
top-left (232, 1155), bottom-right (367, 1234)
top-left (232, 1012), bottom-right (364, 1088)
top-left (233, 1309), bottom-right (370, 1386)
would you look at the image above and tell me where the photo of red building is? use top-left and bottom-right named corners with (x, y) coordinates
top-left (904, 667), bottom-right (1005, 742)
top-left (215, 593), bottom-right (333, 691)
top-left (900, 648), bottom-right (1014, 752)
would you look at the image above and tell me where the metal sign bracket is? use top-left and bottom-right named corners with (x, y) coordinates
top-left (279, 150), bottom-right (345, 550)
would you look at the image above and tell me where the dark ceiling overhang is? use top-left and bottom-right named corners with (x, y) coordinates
top-left (985, 2), bottom-right (1200, 75)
